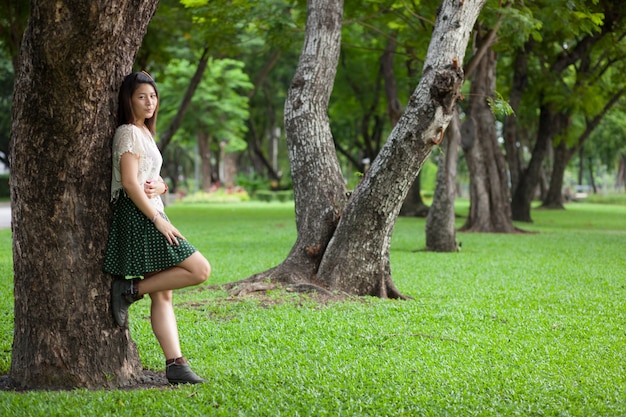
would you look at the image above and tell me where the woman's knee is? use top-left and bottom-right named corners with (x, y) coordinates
top-left (149, 290), bottom-right (173, 303)
top-left (192, 258), bottom-right (211, 285)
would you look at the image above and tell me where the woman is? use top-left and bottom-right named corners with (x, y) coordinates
top-left (105, 71), bottom-right (211, 385)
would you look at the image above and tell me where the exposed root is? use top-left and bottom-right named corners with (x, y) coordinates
top-left (382, 276), bottom-right (413, 300)
top-left (229, 282), bottom-right (279, 296)
top-left (286, 283), bottom-right (335, 296)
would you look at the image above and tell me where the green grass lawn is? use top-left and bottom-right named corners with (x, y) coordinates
top-left (0, 200), bottom-right (625, 416)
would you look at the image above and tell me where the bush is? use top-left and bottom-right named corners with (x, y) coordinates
top-left (180, 189), bottom-right (250, 204)
top-left (253, 190), bottom-right (293, 202)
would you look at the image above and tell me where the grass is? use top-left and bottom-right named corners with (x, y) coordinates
top-left (0, 200), bottom-right (625, 416)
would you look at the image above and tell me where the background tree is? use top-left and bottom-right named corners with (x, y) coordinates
top-left (157, 58), bottom-right (252, 191)
top-left (0, 0), bottom-right (29, 169)
top-left (226, 0), bottom-right (486, 297)
top-left (10, 0), bottom-right (158, 389)
top-left (509, 0), bottom-right (626, 221)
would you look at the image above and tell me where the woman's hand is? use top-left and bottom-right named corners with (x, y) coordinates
top-left (144, 179), bottom-right (166, 199)
top-left (153, 216), bottom-right (186, 246)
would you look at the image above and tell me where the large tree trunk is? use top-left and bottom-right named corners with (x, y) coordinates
top-left (460, 48), bottom-right (516, 233)
top-left (226, 0), bottom-right (485, 297)
top-left (425, 106), bottom-right (460, 252)
top-left (9, 0), bottom-right (158, 390)
top-left (423, 20), bottom-right (501, 250)
top-left (383, 34), bottom-right (427, 218)
top-left (316, 0), bottom-right (485, 296)
top-left (229, 0), bottom-right (347, 287)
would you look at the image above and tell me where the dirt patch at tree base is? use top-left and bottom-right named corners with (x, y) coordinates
top-left (0, 370), bottom-right (175, 392)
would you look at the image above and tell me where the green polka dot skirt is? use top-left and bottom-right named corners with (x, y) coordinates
top-left (104, 193), bottom-right (197, 276)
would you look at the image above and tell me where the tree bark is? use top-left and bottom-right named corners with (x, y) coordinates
top-left (228, 0), bottom-right (347, 288)
top-left (460, 47), bottom-right (516, 233)
top-left (502, 46), bottom-right (530, 193)
top-left (542, 141), bottom-right (572, 209)
top-left (226, 0), bottom-right (485, 298)
top-left (425, 17), bottom-right (507, 247)
top-left (425, 106), bottom-right (460, 252)
top-left (10, 0), bottom-right (158, 389)
top-left (616, 153), bottom-right (626, 191)
top-left (511, 104), bottom-right (564, 222)
top-left (316, 0), bottom-right (485, 296)
top-left (198, 131), bottom-right (213, 192)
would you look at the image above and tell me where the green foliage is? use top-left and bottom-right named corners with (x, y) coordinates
top-left (486, 91), bottom-right (515, 121)
top-left (1, 202), bottom-right (625, 415)
top-left (157, 57), bottom-right (253, 151)
top-left (0, 174), bottom-right (9, 198)
top-left (0, 57), bottom-right (13, 167)
top-left (180, 189), bottom-right (250, 204)
top-left (253, 190), bottom-right (293, 202)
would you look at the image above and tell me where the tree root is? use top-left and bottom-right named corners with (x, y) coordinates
top-left (225, 280), bottom-right (335, 298)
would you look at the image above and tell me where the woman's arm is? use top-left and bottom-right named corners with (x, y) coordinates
top-left (120, 152), bottom-right (185, 245)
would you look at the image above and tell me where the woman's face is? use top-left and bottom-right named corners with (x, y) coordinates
top-left (130, 83), bottom-right (158, 124)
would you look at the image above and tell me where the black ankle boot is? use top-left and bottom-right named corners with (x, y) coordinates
top-left (111, 277), bottom-right (143, 327)
top-left (166, 357), bottom-right (205, 384)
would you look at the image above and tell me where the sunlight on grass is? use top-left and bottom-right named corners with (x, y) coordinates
top-left (0, 200), bottom-right (624, 416)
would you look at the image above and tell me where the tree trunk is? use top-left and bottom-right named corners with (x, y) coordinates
top-left (542, 141), bottom-right (573, 209)
top-left (460, 48), bottom-right (516, 233)
top-left (511, 106), bottom-right (566, 222)
top-left (198, 131), bottom-right (213, 192)
top-left (616, 153), bottom-right (626, 191)
top-left (316, 0), bottom-right (485, 296)
top-left (158, 46), bottom-right (210, 153)
top-left (222, 152), bottom-right (239, 188)
top-left (386, 36), bottom-right (429, 218)
top-left (425, 106), bottom-right (460, 252)
top-left (502, 46), bottom-right (530, 193)
top-left (230, 0), bottom-right (347, 287)
top-left (9, 0), bottom-right (158, 390)
top-left (226, 0), bottom-right (485, 297)
top-left (400, 174), bottom-right (429, 217)
top-left (542, 88), bottom-right (625, 208)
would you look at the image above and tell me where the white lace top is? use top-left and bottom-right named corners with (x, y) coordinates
top-left (111, 124), bottom-right (165, 213)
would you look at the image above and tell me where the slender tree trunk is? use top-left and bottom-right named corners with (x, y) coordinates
top-left (198, 131), bottom-right (213, 192)
top-left (616, 154), bottom-right (626, 191)
top-left (222, 152), bottom-right (239, 188)
top-left (394, 38), bottom-right (429, 218)
top-left (588, 156), bottom-right (597, 193)
top-left (425, 106), bottom-right (460, 252)
top-left (578, 148), bottom-right (585, 186)
top-left (502, 46), bottom-right (530, 193)
top-left (460, 48), bottom-right (515, 233)
top-left (158, 46), bottom-right (210, 152)
top-left (542, 141), bottom-right (573, 209)
top-left (10, 0), bottom-right (158, 390)
top-left (228, 0), bottom-right (347, 287)
top-left (511, 105), bottom-right (563, 222)
top-left (543, 88), bottom-right (624, 208)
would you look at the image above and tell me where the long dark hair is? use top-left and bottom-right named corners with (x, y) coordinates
top-left (117, 71), bottom-right (159, 135)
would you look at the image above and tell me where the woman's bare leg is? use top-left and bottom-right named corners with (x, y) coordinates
top-left (137, 251), bottom-right (211, 296)
top-left (149, 290), bottom-right (182, 360)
